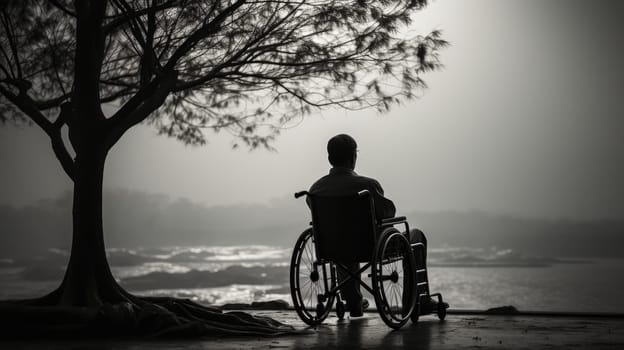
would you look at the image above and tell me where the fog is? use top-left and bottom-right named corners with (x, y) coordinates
top-left (1, 0), bottom-right (624, 233)
top-left (1, 189), bottom-right (622, 260)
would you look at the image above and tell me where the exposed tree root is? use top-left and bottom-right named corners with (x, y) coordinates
top-left (0, 294), bottom-right (299, 338)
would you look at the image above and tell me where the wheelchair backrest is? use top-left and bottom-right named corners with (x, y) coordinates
top-left (308, 192), bottom-right (378, 262)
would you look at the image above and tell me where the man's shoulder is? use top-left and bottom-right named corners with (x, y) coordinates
top-left (347, 173), bottom-right (383, 191)
top-left (353, 174), bottom-right (381, 186)
top-left (309, 173), bottom-right (331, 189)
top-left (309, 171), bottom-right (382, 195)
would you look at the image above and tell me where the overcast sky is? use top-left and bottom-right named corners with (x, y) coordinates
top-left (1, 0), bottom-right (623, 220)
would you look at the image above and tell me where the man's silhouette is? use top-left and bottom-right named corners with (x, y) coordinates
top-left (308, 134), bottom-right (445, 317)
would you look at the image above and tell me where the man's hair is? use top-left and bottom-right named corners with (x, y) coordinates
top-left (327, 134), bottom-right (357, 167)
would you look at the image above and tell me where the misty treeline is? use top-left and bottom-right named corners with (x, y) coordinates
top-left (1, 189), bottom-right (622, 259)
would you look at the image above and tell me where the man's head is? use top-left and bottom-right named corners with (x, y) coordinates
top-left (327, 134), bottom-right (357, 169)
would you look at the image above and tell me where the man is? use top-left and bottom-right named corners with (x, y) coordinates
top-left (308, 134), bottom-right (446, 317)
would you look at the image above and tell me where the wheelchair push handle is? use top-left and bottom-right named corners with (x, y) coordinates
top-left (294, 191), bottom-right (309, 199)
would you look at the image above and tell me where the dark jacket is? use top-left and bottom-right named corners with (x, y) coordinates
top-left (308, 167), bottom-right (396, 220)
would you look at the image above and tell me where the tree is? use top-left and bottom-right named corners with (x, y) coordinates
top-left (0, 0), bottom-right (446, 336)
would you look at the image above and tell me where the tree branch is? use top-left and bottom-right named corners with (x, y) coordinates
top-left (0, 84), bottom-right (52, 132)
top-left (164, 0), bottom-right (247, 70)
top-left (171, 2), bottom-right (304, 92)
top-left (104, 69), bottom-right (177, 149)
top-left (50, 103), bottom-right (76, 181)
top-left (48, 0), bottom-right (77, 17)
top-left (101, 87), bottom-right (136, 103)
top-left (0, 10), bottom-right (22, 78)
top-left (0, 45), bottom-right (15, 78)
top-left (140, 0), bottom-right (159, 86)
top-left (34, 93), bottom-right (71, 110)
top-left (0, 84), bottom-right (75, 180)
top-left (102, 0), bottom-right (178, 34)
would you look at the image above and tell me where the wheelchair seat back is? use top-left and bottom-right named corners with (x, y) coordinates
top-left (309, 193), bottom-right (377, 262)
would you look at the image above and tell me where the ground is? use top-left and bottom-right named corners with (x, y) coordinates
top-left (2, 310), bottom-right (623, 349)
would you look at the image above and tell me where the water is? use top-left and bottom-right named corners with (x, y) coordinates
top-left (428, 260), bottom-right (624, 312)
top-left (1, 245), bottom-right (623, 313)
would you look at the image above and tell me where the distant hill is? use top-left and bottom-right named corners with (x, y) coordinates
top-left (1, 189), bottom-right (622, 259)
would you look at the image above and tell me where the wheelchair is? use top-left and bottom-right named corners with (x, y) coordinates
top-left (290, 189), bottom-right (446, 330)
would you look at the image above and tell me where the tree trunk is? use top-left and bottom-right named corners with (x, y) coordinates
top-left (57, 144), bottom-right (127, 307)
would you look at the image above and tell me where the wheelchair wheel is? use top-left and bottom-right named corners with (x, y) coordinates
top-left (290, 228), bottom-right (335, 325)
top-left (371, 228), bottom-right (417, 329)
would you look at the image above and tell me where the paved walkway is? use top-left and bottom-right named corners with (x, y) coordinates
top-left (3, 310), bottom-right (624, 349)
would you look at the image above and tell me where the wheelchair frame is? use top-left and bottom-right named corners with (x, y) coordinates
top-left (290, 189), bottom-right (441, 329)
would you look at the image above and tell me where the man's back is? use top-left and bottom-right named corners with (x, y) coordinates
top-left (309, 166), bottom-right (396, 220)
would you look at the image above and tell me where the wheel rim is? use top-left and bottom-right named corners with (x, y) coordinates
top-left (372, 230), bottom-right (415, 328)
top-left (290, 229), bottom-right (334, 325)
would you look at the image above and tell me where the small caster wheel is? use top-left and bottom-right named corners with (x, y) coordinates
top-left (411, 303), bottom-right (420, 323)
top-left (336, 301), bottom-right (345, 320)
top-left (316, 303), bottom-right (325, 318)
top-left (437, 303), bottom-right (447, 321)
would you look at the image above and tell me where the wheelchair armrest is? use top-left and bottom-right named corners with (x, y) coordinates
top-left (357, 189), bottom-right (370, 197)
top-left (380, 216), bottom-right (407, 225)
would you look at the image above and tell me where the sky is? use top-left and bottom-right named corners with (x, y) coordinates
top-left (1, 0), bottom-right (623, 221)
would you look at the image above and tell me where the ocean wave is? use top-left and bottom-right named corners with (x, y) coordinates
top-left (427, 246), bottom-right (564, 267)
top-left (132, 285), bottom-right (290, 306)
top-left (108, 245), bottom-right (290, 264)
top-left (120, 264), bottom-right (289, 291)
